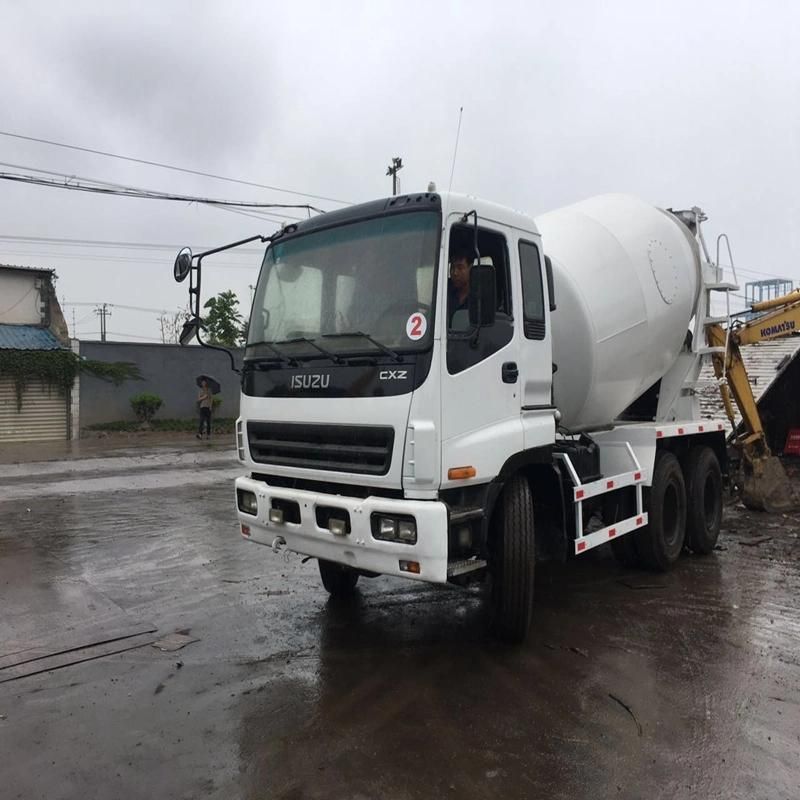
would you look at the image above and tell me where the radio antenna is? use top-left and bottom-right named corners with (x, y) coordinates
top-left (447, 106), bottom-right (463, 195)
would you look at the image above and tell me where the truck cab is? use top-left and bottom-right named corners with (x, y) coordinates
top-left (234, 192), bottom-right (556, 614)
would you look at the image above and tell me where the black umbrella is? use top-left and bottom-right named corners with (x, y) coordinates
top-left (196, 374), bottom-right (221, 394)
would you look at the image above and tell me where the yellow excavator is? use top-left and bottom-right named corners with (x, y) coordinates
top-left (706, 287), bottom-right (800, 511)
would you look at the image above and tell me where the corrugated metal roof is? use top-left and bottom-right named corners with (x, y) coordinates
top-left (0, 324), bottom-right (67, 350)
top-left (698, 336), bottom-right (800, 424)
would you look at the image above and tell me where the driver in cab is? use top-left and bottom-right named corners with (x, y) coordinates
top-left (447, 249), bottom-right (472, 328)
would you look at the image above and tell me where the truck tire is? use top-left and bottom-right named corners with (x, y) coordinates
top-left (489, 474), bottom-right (535, 643)
top-left (683, 446), bottom-right (723, 555)
top-left (318, 559), bottom-right (359, 597)
top-left (635, 451), bottom-right (687, 572)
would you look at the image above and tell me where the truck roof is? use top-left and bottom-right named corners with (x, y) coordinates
top-left (281, 191), bottom-right (540, 240)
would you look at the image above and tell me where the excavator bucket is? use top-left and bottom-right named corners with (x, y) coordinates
top-left (741, 452), bottom-right (798, 513)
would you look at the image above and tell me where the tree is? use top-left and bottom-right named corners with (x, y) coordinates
top-left (159, 305), bottom-right (192, 344)
top-left (203, 291), bottom-right (243, 347)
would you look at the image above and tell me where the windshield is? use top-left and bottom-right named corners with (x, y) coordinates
top-left (247, 211), bottom-right (440, 358)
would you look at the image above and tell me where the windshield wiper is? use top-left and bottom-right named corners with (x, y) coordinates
top-left (322, 331), bottom-right (403, 363)
top-left (245, 340), bottom-right (298, 366)
top-left (276, 337), bottom-right (344, 364)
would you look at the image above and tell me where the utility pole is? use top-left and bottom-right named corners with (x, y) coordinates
top-left (386, 157), bottom-right (403, 196)
top-left (95, 303), bottom-right (111, 342)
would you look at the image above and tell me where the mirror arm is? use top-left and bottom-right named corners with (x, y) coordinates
top-left (460, 210), bottom-right (481, 264)
top-left (195, 332), bottom-right (241, 374)
top-left (175, 232), bottom-right (282, 371)
top-left (195, 233), bottom-right (271, 261)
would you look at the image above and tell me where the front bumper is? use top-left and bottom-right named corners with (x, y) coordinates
top-left (235, 476), bottom-right (449, 583)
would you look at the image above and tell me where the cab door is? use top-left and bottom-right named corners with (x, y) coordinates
top-left (440, 215), bottom-right (523, 489)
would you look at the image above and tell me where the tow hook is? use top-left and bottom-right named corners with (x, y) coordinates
top-left (271, 536), bottom-right (286, 554)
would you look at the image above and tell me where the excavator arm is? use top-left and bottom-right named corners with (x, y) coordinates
top-left (706, 288), bottom-right (800, 511)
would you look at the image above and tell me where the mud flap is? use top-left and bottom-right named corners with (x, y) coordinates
top-left (741, 454), bottom-right (798, 513)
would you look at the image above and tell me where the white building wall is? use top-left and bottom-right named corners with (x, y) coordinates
top-left (0, 271), bottom-right (43, 324)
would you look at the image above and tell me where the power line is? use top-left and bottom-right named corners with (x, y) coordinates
top-left (80, 331), bottom-right (165, 342)
top-left (0, 170), bottom-right (325, 213)
top-left (64, 301), bottom-right (182, 314)
top-left (0, 160), bottom-right (304, 224)
top-left (0, 129), bottom-right (350, 205)
top-left (0, 249), bottom-right (260, 268)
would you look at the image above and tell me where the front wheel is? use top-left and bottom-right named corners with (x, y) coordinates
top-left (318, 559), bottom-right (359, 597)
top-left (489, 474), bottom-right (536, 643)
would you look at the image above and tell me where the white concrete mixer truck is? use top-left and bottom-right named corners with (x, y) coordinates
top-left (173, 191), bottom-right (735, 642)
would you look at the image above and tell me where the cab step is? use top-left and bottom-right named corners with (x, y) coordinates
top-left (447, 558), bottom-right (487, 577)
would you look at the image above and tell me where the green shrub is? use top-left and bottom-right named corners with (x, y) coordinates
top-left (130, 392), bottom-right (163, 423)
top-left (212, 397), bottom-right (223, 412)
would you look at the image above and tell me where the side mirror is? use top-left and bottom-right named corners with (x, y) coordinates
top-left (179, 317), bottom-right (201, 346)
top-left (468, 263), bottom-right (496, 327)
top-left (545, 255), bottom-right (557, 312)
top-left (174, 247), bottom-right (193, 282)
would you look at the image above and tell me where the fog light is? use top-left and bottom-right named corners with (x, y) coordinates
top-left (399, 560), bottom-right (420, 574)
top-left (237, 489), bottom-right (258, 515)
top-left (269, 507), bottom-right (284, 524)
top-left (240, 523), bottom-right (251, 536)
top-left (329, 517), bottom-right (347, 536)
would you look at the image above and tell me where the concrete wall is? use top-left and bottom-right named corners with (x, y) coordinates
top-left (78, 341), bottom-right (242, 428)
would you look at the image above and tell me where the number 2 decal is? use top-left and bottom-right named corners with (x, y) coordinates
top-left (406, 312), bottom-right (428, 341)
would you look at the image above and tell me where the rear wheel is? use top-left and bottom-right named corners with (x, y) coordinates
top-left (489, 474), bottom-right (536, 643)
top-left (636, 451), bottom-right (687, 572)
top-left (683, 446), bottom-right (723, 554)
top-left (318, 559), bottom-right (359, 597)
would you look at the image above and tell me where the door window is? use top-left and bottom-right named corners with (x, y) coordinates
top-left (447, 225), bottom-right (513, 374)
top-left (518, 240), bottom-right (546, 340)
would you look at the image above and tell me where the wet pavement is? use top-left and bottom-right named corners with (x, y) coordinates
top-left (1, 444), bottom-right (799, 800)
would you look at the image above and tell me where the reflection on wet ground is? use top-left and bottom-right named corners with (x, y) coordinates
top-left (1, 449), bottom-right (798, 799)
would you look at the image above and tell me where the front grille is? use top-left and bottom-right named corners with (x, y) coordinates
top-left (247, 422), bottom-right (394, 475)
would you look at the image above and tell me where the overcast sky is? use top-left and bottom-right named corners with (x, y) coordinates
top-left (1, 0), bottom-right (798, 341)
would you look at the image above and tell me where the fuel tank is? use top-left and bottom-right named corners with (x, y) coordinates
top-left (535, 194), bottom-right (701, 430)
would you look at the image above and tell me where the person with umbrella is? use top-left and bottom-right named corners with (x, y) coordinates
top-left (196, 374), bottom-right (220, 439)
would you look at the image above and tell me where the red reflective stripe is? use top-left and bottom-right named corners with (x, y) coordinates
top-left (608, 528), bottom-right (616, 538)
top-left (606, 480), bottom-right (614, 489)
top-left (576, 489), bottom-right (585, 500)
top-left (636, 516), bottom-right (643, 526)
top-left (577, 540), bottom-right (587, 552)
top-left (698, 425), bottom-right (705, 432)
top-left (634, 472), bottom-right (641, 481)
top-left (677, 427), bottom-right (685, 435)
top-left (657, 431), bottom-right (664, 438)
top-left (718, 423), bottom-right (724, 430)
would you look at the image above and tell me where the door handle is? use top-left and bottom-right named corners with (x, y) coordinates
top-left (502, 362), bottom-right (518, 384)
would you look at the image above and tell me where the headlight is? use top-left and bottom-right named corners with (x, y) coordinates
top-left (371, 514), bottom-right (417, 544)
top-left (237, 489), bottom-right (258, 515)
top-left (397, 520), bottom-right (417, 543)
